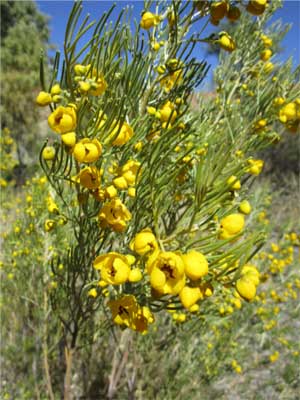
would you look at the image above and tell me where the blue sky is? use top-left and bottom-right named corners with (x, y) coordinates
top-left (36, 0), bottom-right (299, 86)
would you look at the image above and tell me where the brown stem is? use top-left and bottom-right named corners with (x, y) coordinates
top-left (64, 347), bottom-right (74, 400)
top-left (42, 342), bottom-right (55, 400)
top-left (107, 331), bottom-right (131, 399)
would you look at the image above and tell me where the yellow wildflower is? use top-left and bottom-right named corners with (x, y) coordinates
top-left (130, 229), bottom-right (158, 256)
top-left (73, 138), bottom-right (102, 163)
top-left (179, 286), bottom-right (202, 309)
top-left (247, 0), bottom-right (267, 16)
top-left (219, 214), bottom-right (245, 239)
top-left (239, 200), bottom-right (252, 215)
top-left (147, 251), bottom-right (186, 295)
top-left (94, 252), bottom-right (131, 285)
top-left (61, 131), bottom-right (76, 147)
top-left (227, 175), bottom-right (241, 190)
top-left (236, 277), bottom-right (256, 301)
top-left (109, 122), bottom-right (134, 146)
top-left (36, 91), bottom-right (52, 106)
top-left (218, 32), bottom-right (236, 52)
top-left (42, 146), bottom-right (56, 161)
top-left (98, 198), bottom-right (131, 232)
top-left (260, 49), bottom-right (272, 61)
top-left (48, 106), bottom-right (77, 134)
top-left (181, 250), bottom-right (209, 280)
top-left (140, 12), bottom-right (160, 30)
top-left (78, 166), bottom-right (101, 189)
top-left (247, 158), bottom-right (264, 175)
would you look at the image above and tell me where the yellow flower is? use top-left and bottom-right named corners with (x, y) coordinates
top-left (151, 41), bottom-right (160, 51)
top-left (50, 84), bottom-right (61, 95)
top-left (36, 91), bottom-right (52, 106)
top-left (179, 286), bottom-right (202, 309)
top-left (181, 250), bottom-right (209, 280)
top-left (269, 351), bottom-right (279, 363)
top-left (140, 11), bottom-right (160, 30)
top-left (113, 176), bottom-right (128, 190)
top-left (128, 268), bottom-right (143, 282)
top-left (160, 69), bottom-right (183, 93)
top-left (109, 122), bottom-right (134, 146)
top-left (128, 187), bottom-right (136, 198)
top-left (48, 106), bottom-right (77, 134)
top-left (247, 158), bottom-right (264, 175)
top-left (219, 213), bottom-right (245, 239)
top-left (217, 32), bottom-right (236, 52)
top-left (260, 49), bottom-right (272, 61)
top-left (120, 160), bottom-right (141, 186)
top-left (98, 198), bottom-right (131, 232)
top-left (73, 138), bottom-right (102, 163)
top-left (227, 6), bottom-right (241, 21)
top-left (236, 276), bottom-right (256, 301)
top-left (108, 295), bottom-right (139, 328)
top-left (134, 306), bottom-right (154, 333)
top-left (89, 72), bottom-right (107, 96)
top-left (210, 1), bottom-right (229, 23)
top-left (42, 146), bottom-right (56, 161)
top-left (78, 166), bottom-right (101, 189)
top-left (88, 288), bottom-right (97, 298)
top-left (241, 265), bottom-right (260, 286)
top-left (147, 251), bottom-right (186, 295)
top-left (254, 119), bottom-right (267, 130)
top-left (130, 228), bottom-right (158, 256)
top-left (246, 0), bottom-right (267, 16)
top-left (44, 219), bottom-right (55, 232)
top-left (94, 252), bottom-right (131, 285)
top-left (227, 175), bottom-right (241, 190)
top-left (239, 200), bottom-right (252, 215)
top-left (263, 62), bottom-right (274, 74)
top-left (279, 102), bottom-right (297, 123)
top-left (47, 195), bottom-right (59, 214)
top-left (157, 101), bottom-right (177, 123)
top-left (261, 34), bottom-right (273, 47)
top-left (61, 132), bottom-right (76, 147)
top-left (74, 64), bottom-right (87, 75)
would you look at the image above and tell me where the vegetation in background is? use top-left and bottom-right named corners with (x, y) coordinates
top-left (0, 1), bottom-right (299, 399)
top-left (0, 0), bottom-right (50, 174)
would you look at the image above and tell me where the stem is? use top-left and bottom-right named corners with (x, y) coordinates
top-left (64, 347), bottom-right (74, 400)
top-left (42, 304), bottom-right (55, 400)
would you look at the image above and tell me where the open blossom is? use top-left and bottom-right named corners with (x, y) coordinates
top-left (78, 166), bottom-right (101, 189)
top-left (108, 295), bottom-right (139, 328)
top-left (108, 295), bottom-right (154, 333)
top-left (48, 106), bottom-right (77, 134)
top-left (98, 198), bottom-right (131, 232)
top-left (147, 251), bottom-right (186, 295)
top-left (94, 252), bottom-right (131, 285)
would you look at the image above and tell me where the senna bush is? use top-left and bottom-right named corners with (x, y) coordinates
top-left (1, 0), bottom-right (299, 399)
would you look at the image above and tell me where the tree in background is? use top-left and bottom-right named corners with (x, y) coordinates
top-left (0, 0), bottom-right (50, 177)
